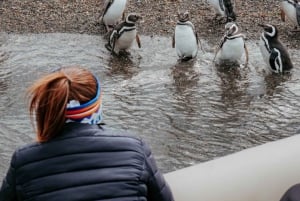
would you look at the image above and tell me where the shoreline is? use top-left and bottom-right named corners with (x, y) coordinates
top-left (0, 0), bottom-right (299, 48)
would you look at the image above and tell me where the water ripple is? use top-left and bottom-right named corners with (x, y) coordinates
top-left (1, 34), bottom-right (300, 176)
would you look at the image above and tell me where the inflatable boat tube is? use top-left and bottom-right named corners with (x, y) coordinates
top-left (165, 134), bottom-right (300, 201)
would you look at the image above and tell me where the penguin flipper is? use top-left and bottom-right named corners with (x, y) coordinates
top-left (269, 48), bottom-right (282, 73)
top-left (213, 48), bottom-right (220, 63)
top-left (296, 3), bottom-right (300, 26)
top-left (99, 15), bottom-right (103, 24)
top-left (109, 31), bottom-right (118, 54)
top-left (196, 32), bottom-right (204, 52)
top-left (218, 35), bottom-right (226, 49)
top-left (172, 34), bottom-right (175, 48)
top-left (101, 0), bottom-right (113, 32)
top-left (213, 36), bottom-right (226, 62)
top-left (102, 0), bottom-right (113, 18)
top-left (122, 12), bottom-right (125, 21)
top-left (213, 44), bottom-right (222, 62)
top-left (105, 43), bottom-right (112, 52)
top-left (244, 42), bottom-right (249, 67)
top-left (136, 34), bottom-right (141, 48)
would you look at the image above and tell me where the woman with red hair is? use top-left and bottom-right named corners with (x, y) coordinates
top-left (0, 66), bottom-right (174, 201)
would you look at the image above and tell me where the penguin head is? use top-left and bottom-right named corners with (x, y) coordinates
top-left (259, 24), bottom-right (278, 38)
top-left (177, 11), bottom-right (190, 22)
top-left (126, 13), bottom-right (141, 24)
top-left (225, 22), bottom-right (239, 36)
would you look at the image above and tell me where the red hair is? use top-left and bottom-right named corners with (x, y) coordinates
top-left (27, 66), bottom-right (97, 142)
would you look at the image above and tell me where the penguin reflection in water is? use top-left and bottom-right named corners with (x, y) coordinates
top-left (172, 11), bottom-right (199, 62)
top-left (105, 13), bottom-right (142, 56)
top-left (207, 0), bottom-right (236, 22)
top-left (280, 0), bottom-right (300, 30)
top-left (100, 0), bottom-right (128, 33)
top-left (259, 24), bottom-right (294, 74)
top-left (213, 22), bottom-right (249, 67)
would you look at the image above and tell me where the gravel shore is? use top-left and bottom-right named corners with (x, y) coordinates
top-left (0, 0), bottom-right (299, 47)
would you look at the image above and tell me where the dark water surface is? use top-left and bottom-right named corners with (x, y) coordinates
top-left (0, 33), bottom-right (300, 177)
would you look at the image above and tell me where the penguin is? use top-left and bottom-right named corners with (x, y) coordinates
top-left (214, 22), bottom-right (248, 66)
top-left (259, 24), bottom-right (294, 73)
top-left (105, 13), bottom-right (142, 55)
top-left (100, 0), bottom-right (128, 32)
top-left (172, 11), bottom-right (199, 61)
top-left (280, 0), bottom-right (300, 29)
top-left (207, 0), bottom-right (236, 22)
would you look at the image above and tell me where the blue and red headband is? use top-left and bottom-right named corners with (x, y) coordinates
top-left (65, 76), bottom-right (103, 124)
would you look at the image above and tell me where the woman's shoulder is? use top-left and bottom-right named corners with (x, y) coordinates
top-left (98, 125), bottom-right (148, 148)
top-left (100, 125), bottom-right (141, 139)
top-left (11, 125), bottom-right (148, 168)
top-left (91, 125), bottom-right (152, 155)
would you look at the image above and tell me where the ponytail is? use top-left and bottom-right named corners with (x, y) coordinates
top-left (27, 67), bottom-right (97, 142)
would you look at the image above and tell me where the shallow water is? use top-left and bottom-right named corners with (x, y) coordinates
top-left (0, 33), bottom-right (300, 177)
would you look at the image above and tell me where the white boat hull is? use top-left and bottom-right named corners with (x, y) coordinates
top-left (165, 135), bottom-right (300, 201)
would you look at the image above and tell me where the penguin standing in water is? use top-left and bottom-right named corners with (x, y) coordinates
top-left (280, 0), bottom-right (300, 29)
top-left (100, 0), bottom-right (128, 32)
top-left (105, 13), bottom-right (142, 55)
top-left (172, 11), bottom-right (199, 62)
top-left (214, 22), bottom-right (248, 66)
top-left (207, 0), bottom-right (236, 22)
top-left (259, 24), bottom-right (294, 73)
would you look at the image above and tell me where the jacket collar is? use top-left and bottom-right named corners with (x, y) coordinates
top-left (54, 123), bottom-right (104, 140)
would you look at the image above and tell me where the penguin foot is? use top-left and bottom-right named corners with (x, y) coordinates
top-left (111, 51), bottom-right (120, 56)
top-left (104, 25), bottom-right (115, 33)
top-left (105, 45), bottom-right (120, 56)
top-left (239, 63), bottom-right (246, 69)
top-left (119, 50), bottom-right (131, 56)
top-left (213, 13), bottom-right (221, 20)
top-left (287, 28), bottom-right (300, 36)
top-left (102, 30), bottom-right (112, 40)
top-left (105, 43), bottom-right (112, 52)
top-left (216, 17), bottom-right (226, 24)
top-left (291, 27), bottom-right (300, 32)
top-left (180, 56), bottom-right (193, 62)
top-left (226, 16), bottom-right (236, 23)
top-left (212, 14), bottom-right (226, 24)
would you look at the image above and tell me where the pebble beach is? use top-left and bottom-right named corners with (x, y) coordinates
top-left (0, 0), bottom-right (299, 48)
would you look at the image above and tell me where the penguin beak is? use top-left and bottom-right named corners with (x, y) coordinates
top-left (258, 23), bottom-right (264, 27)
top-left (226, 28), bottom-right (234, 36)
top-left (137, 15), bottom-right (144, 23)
top-left (258, 23), bottom-right (267, 30)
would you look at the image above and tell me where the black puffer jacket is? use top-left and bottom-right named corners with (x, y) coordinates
top-left (0, 123), bottom-right (174, 201)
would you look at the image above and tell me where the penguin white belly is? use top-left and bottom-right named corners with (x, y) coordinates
top-left (103, 0), bottom-right (127, 26)
top-left (175, 26), bottom-right (198, 58)
top-left (208, 0), bottom-right (226, 16)
top-left (281, 2), bottom-right (298, 24)
top-left (259, 37), bottom-right (272, 69)
top-left (280, 1), bottom-right (298, 26)
top-left (218, 37), bottom-right (244, 61)
top-left (115, 29), bottom-right (137, 52)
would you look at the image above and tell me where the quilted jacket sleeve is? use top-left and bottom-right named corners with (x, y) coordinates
top-left (279, 183), bottom-right (300, 201)
top-left (142, 141), bottom-right (174, 201)
top-left (0, 152), bottom-right (17, 201)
